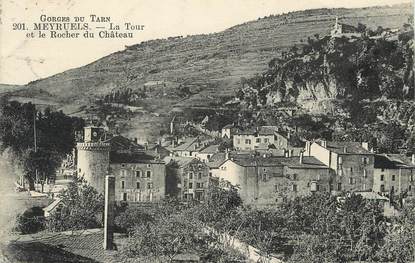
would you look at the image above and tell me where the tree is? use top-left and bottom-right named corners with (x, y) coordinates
top-left (379, 199), bottom-right (415, 263)
top-left (0, 101), bottom-right (84, 190)
top-left (45, 178), bottom-right (104, 232)
top-left (14, 206), bottom-right (45, 234)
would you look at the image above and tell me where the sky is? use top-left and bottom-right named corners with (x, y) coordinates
top-left (0, 0), bottom-right (412, 85)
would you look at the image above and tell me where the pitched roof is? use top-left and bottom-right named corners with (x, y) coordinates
top-left (43, 198), bottom-right (62, 213)
top-left (320, 141), bottom-right (372, 155)
top-left (171, 137), bottom-right (210, 152)
top-left (234, 126), bottom-right (279, 136)
top-left (199, 144), bottom-right (219, 154)
top-left (278, 156), bottom-right (329, 169)
top-left (374, 154), bottom-right (414, 169)
top-left (163, 156), bottom-right (196, 167)
top-left (104, 135), bottom-right (144, 152)
top-left (109, 152), bottom-right (161, 164)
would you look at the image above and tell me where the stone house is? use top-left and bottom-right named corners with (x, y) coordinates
top-left (209, 152), bottom-right (331, 206)
top-left (305, 140), bottom-right (374, 193)
top-left (373, 154), bottom-right (415, 195)
top-left (164, 156), bottom-right (210, 202)
top-left (233, 126), bottom-right (304, 155)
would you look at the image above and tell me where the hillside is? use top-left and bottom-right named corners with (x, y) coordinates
top-left (11, 4), bottom-right (412, 107)
top-left (2, 3), bottom-right (413, 141)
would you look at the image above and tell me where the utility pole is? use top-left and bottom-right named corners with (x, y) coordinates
top-left (34, 110), bottom-right (39, 191)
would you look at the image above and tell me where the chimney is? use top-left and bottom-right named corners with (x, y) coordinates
top-left (412, 154), bottom-right (415, 165)
top-left (343, 146), bottom-right (347, 153)
top-left (361, 142), bottom-right (369, 151)
top-left (284, 149), bottom-right (289, 158)
top-left (144, 144), bottom-right (148, 151)
top-left (103, 175), bottom-right (115, 250)
top-left (225, 151), bottom-right (230, 160)
top-left (305, 141), bottom-right (311, 156)
top-left (287, 132), bottom-right (291, 139)
top-left (321, 140), bottom-right (327, 148)
top-left (299, 151), bottom-right (304, 164)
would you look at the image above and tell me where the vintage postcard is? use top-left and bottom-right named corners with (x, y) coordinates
top-left (0, 0), bottom-right (414, 262)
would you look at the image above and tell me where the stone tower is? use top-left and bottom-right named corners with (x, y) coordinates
top-left (76, 127), bottom-right (111, 193)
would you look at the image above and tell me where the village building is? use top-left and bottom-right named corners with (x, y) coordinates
top-left (164, 156), bottom-right (210, 201)
top-left (373, 154), bottom-right (415, 195)
top-left (305, 140), bottom-right (374, 193)
top-left (208, 152), bottom-right (332, 206)
top-left (233, 126), bottom-right (304, 155)
top-left (76, 127), bottom-right (166, 203)
top-left (330, 17), bottom-right (362, 38)
top-left (221, 124), bottom-right (235, 139)
top-left (168, 137), bottom-right (212, 157)
top-left (196, 144), bottom-right (220, 163)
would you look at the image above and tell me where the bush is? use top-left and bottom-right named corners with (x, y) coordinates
top-left (14, 207), bottom-right (45, 234)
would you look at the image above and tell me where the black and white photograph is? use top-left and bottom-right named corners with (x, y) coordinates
top-left (0, 0), bottom-right (414, 262)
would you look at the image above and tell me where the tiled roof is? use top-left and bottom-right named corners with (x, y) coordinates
top-left (374, 154), bottom-right (414, 169)
top-left (171, 137), bottom-right (211, 152)
top-left (104, 135), bottom-right (143, 152)
top-left (110, 152), bottom-right (161, 164)
top-left (199, 144), bottom-right (219, 154)
top-left (278, 156), bottom-right (329, 169)
top-left (234, 126), bottom-right (279, 136)
top-left (163, 156), bottom-right (196, 167)
top-left (321, 141), bottom-right (372, 155)
top-left (2, 229), bottom-right (125, 263)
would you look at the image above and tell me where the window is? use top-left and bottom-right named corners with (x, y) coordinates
top-left (392, 175), bottom-right (396, 181)
top-left (209, 172), bottom-right (212, 177)
top-left (120, 170), bottom-right (127, 177)
top-left (236, 139), bottom-right (241, 144)
top-left (147, 182), bottom-right (153, 189)
top-left (189, 182), bottom-right (193, 189)
top-left (391, 186), bottom-right (395, 193)
top-left (349, 177), bottom-right (354, 184)
top-left (292, 174), bottom-right (298, 181)
top-left (264, 138), bottom-right (269, 143)
top-left (256, 138), bottom-right (261, 143)
top-left (337, 183), bottom-right (342, 191)
top-left (363, 169), bottom-right (367, 178)
top-left (362, 157), bottom-right (369, 165)
top-left (135, 170), bottom-right (142, 177)
top-left (274, 184), bottom-right (279, 192)
top-left (350, 167), bottom-right (353, 173)
top-left (198, 172), bottom-right (202, 179)
top-left (292, 184), bottom-right (297, 192)
top-left (380, 185), bottom-right (385, 192)
top-left (338, 169), bottom-right (343, 176)
top-left (409, 185), bottom-right (412, 191)
top-left (189, 172), bottom-right (193, 179)
top-left (245, 139), bottom-right (251, 145)
top-left (122, 193), bottom-right (127, 201)
top-left (310, 182), bottom-right (318, 192)
top-left (381, 168), bottom-right (385, 172)
top-left (136, 182), bottom-right (140, 189)
top-left (136, 193), bottom-right (141, 202)
top-left (338, 156), bottom-right (343, 164)
top-left (411, 174), bottom-right (414, 182)
top-left (147, 164), bottom-right (151, 168)
top-left (121, 180), bottom-right (125, 189)
top-left (121, 164), bottom-right (126, 168)
top-left (196, 183), bottom-right (201, 188)
top-left (262, 173), bottom-right (268, 182)
top-left (380, 174), bottom-right (384, 181)
top-left (146, 171), bottom-right (151, 178)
